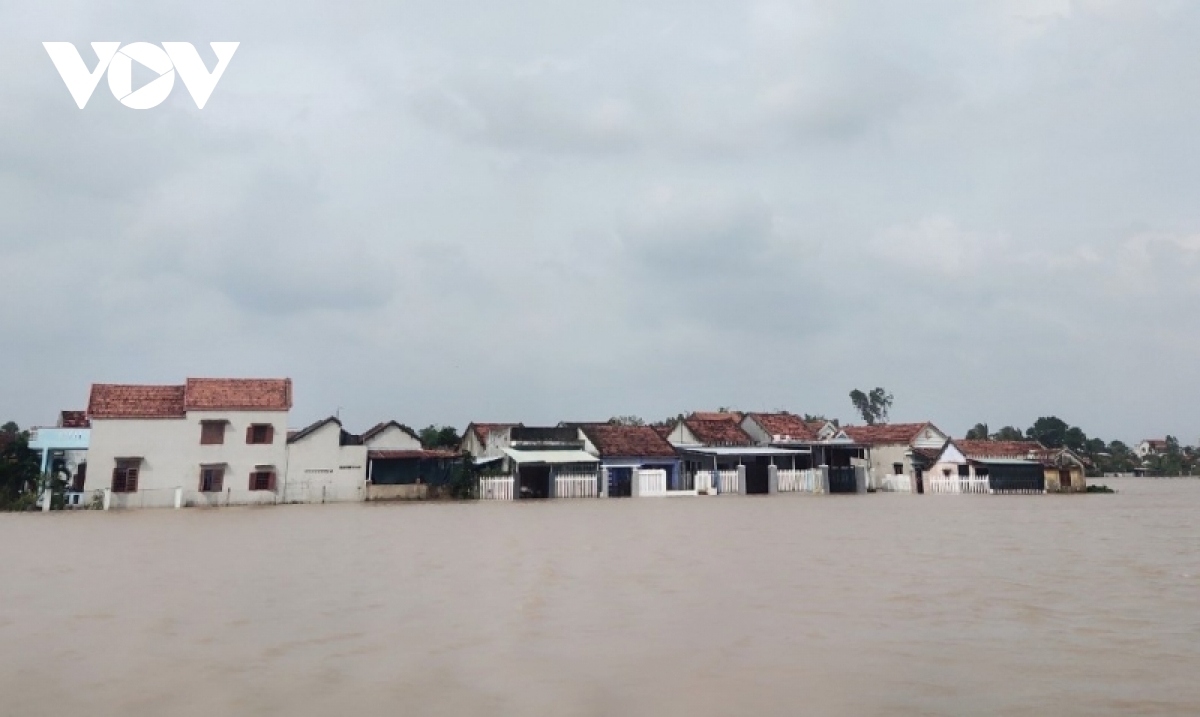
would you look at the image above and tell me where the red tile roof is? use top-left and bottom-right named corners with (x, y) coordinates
top-left (651, 424), bottom-right (673, 439)
top-left (89, 378), bottom-right (292, 418)
top-left (955, 439), bottom-right (1046, 460)
top-left (184, 378), bottom-right (292, 411)
top-left (580, 424), bottom-right (678, 458)
top-left (684, 418), bottom-right (753, 446)
top-left (58, 410), bottom-right (90, 428)
top-left (843, 423), bottom-right (932, 446)
top-left (689, 411), bottom-right (745, 423)
top-left (88, 384), bottom-right (186, 419)
top-left (743, 413), bottom-right (818, 442)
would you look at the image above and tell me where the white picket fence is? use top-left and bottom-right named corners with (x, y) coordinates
top-left (926, 476), bottom-right (990, 494)
top-left (777, 468), bottom-right (821, 493)
top-left (479, 475), bottom-right (515, 500)
top-left (695, 469), bottom-right (740, 494)
top-left (554, 470), bottom-right (598, 499)
top-left (635, 468), bottom-right (668, 497)
top-left (879, 474), bottom-right (913, 493)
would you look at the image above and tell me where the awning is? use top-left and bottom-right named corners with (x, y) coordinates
top-left (369, 449), bottom-right (458, 460)
top-left (472, 455), bottom-right (504, 467)
top-left (114, 456), bottom-right (144, 463)
top-left (681, 446), bottom-right (810, 456)
top-left (502, 448), bottom-right (599, 465)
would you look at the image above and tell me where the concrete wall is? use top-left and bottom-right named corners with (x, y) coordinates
top-left (1045, 465), bottom-right (1087, 493)
top-left (366, 484), bottom-right (430, 501)
top-left (86, 409), bottom-right (289, 509)
top-left (283, 421), bottom-right (367, 504)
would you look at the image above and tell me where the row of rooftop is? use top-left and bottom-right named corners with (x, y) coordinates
top-left (26, 377), bottom-right (1090, 509)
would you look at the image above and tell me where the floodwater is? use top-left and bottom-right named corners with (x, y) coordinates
top-left (2, 478), bottom-right (1198, 717)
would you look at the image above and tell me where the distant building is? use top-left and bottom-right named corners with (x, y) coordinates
top-left (29, 410), bottom-right (92, 507)
top-left (1136, 439), bottom-right (1169, 458)
top-left (925, 439), bottom-right (1087, 494)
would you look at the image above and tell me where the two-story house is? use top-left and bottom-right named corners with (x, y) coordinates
top-left (85, 378), bottom-right (292, 508)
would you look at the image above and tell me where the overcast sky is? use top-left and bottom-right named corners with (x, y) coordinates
top-left (2, 0), bottom-right (1199, 442)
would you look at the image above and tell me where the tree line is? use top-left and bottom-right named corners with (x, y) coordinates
top-left (966, 416), bottom-right (1197, 476)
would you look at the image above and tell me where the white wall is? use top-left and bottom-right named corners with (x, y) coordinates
top-left (364, 425), bottom-right (422, 450)
top-left (283, 421), bottom-right (367, 504)
top-left (86, 409), bottom-right (289, 509)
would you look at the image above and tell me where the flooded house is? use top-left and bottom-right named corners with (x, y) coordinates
top-left (740, 412), bottom-right (870, 493)
top-left (841, 422), bottom-right (949, 493)
top-left (573, 423), bottom-right (683, 497)
top-left (84, 378), bottom-right (292, 509)
top-left (465, 424), bottom-right (600, 499)
top-left (924, 439), bottom-right (1086, 494)
top-left (663, 414), bottom-right (812, 495)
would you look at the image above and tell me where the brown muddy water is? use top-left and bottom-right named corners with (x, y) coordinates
top-left (1, 478), bottom-right (1198, 716)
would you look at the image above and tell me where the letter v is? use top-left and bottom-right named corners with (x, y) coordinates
top-left (43, 42), bottom-right (120, 109)
top-left (162, 42), bottom-right (239, 109)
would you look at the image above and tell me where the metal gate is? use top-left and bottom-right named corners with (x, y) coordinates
top-left (828, 466), bottom-right (858, 493)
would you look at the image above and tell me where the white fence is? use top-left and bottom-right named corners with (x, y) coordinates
top-left (776, 468), bottom-right (821, 493)
top-left (554, 470), bottom-right (598, 499)
top-left (634, 468), bottom-right (668, 497)
top-left (879, 474), bottom-right (913, 493)
top-left (695, 469), bottom-right (741, 495)
top-left (927, 476), bottom-right (990, 494)
top-left (478, 475), bottom-right (515, 500)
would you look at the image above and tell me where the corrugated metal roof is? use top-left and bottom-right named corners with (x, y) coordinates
top-left (502, 448), bottom-right (599, 464)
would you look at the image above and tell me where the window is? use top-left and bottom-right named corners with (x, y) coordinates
top-left (199, 466), bottom-right (225, 492)
top-left (957, 464), bottom-right (971, 478)
top-left (246, 424), bottom-right (274, 445)
top-left (111, 461), bottom-right (140, 493)
top-left (249, 470), bottom-right (276, 491)
top-left (200, 421), bottom-right (226, 445)
top-left (892, 462), bottom-right (903, 475)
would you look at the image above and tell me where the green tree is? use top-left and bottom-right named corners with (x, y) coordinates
top-left (418, 425), bottom-right (461, 449)
top-left (992, 425), bottom-right (1025, 441)
top-left (849, 387), bottom-right (893, 425)
top-left (1026, 416), bottom-right (1070, 448)
top-left (608, 415), bottom-right (646, 426)
top-left (1063, 426), bottom-right (1088, 451)
top-left (965, 423), bottom-right (989, 440)
top-left (0, 423), bottom-right (42, 511)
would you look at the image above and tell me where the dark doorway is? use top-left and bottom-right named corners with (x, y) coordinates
top-left (745, 460), bottom-right (769, 494)
top-left (608, 467), bottom-right (632, 497)
top-left (915, 468), bottom-right (924, 494)
top-left (518, 465), bottom-right (552, 499)
top-left (1059, 469), bottom-right (1072, 489)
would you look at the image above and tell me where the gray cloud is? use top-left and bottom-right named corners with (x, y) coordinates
top-left (2, 0), bottom-right (1200, 442)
